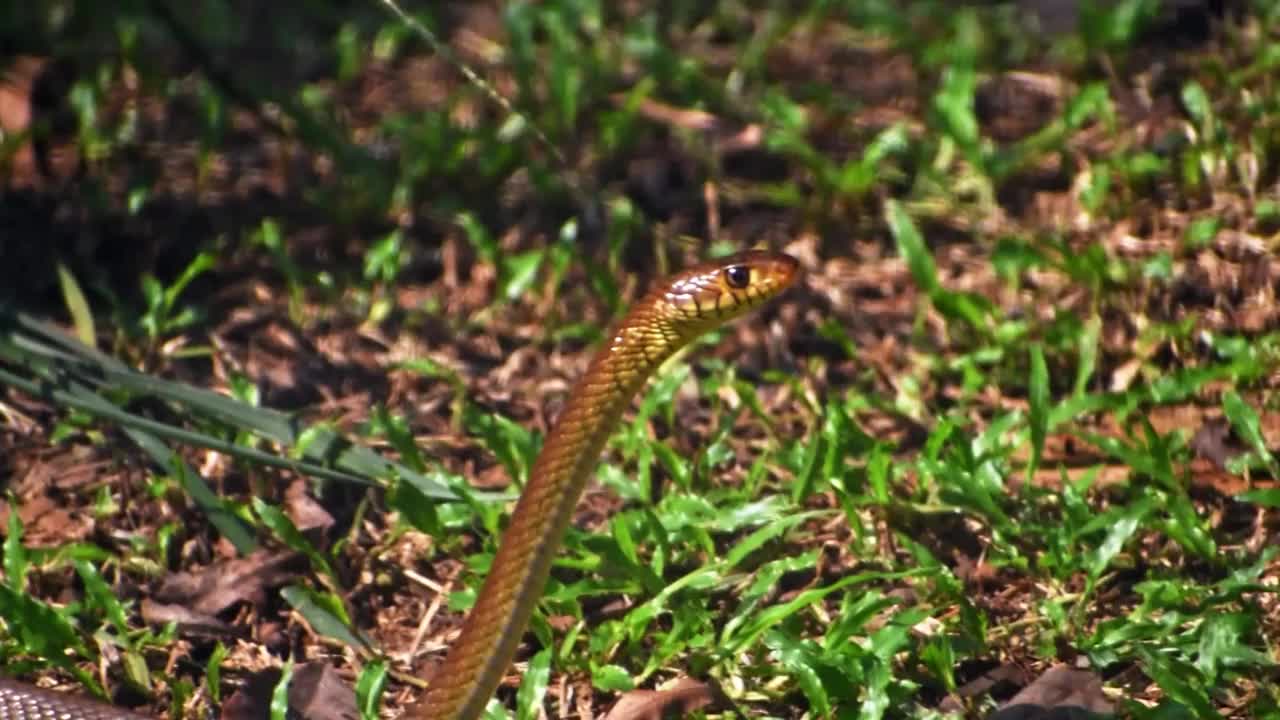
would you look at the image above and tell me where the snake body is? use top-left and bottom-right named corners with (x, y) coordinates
top-left (0, 250), bottom-right (799, 720)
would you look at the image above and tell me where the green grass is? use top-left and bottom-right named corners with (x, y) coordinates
top-left (2, 1), bottom-right (1280, 718)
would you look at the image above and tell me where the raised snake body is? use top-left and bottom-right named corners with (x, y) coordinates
top-left (0, 250), bottom-right (799, 720)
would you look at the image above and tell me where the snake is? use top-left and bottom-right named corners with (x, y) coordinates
top-left (0, 250), bottom-right (800, 720)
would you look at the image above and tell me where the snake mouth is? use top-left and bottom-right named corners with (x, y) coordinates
top-left (758, 251), bottom-right (801, 294)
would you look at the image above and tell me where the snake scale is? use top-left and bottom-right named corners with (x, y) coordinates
top-left (0, 250), bottom-right (800, 720)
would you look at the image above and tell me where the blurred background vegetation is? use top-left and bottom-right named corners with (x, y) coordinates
top-left (3, 0), bottom-right (1269, 324)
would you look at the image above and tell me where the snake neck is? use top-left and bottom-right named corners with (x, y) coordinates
top-left (416, 317), bottom-right (685, 720)
top-left (510, 318), bottom-right (684, 558)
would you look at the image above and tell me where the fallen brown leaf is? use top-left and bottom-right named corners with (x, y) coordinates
top-left (603, 677), bottom-right (724, 720)
top-left (140, 597), bottom-right (240, 638)
top-left (154, 550), bottom-right (303, 616)
top-left (221, 663), bottom-right (357, 720)
top-left (287, 663), bottom-right (359, 720)
top-left (988, 665), bottom-right (1115, 720)
top-left (940, 663), bottom-right (1027, 713)
top-left (286, 478), bottom-right (336, 537)
top-left (1189, 418), bottom-right (1245, 470)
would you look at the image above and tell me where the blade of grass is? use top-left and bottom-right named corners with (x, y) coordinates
top-left (1222, 391), bottom-right (1278, 477)
top-left (356, 660), bottom-right (389, 720)
top-left (55, 261), bottom-right (96, 348)
top-left (0, 363), bottom-right (374, 489)
top-left (515, 647), bottom-right (552, 720)
top-left (281, 585), bottom-right (369, 651)
top-left (0, 308), bottom-right (454, 498)
top-left (126, 426), bottom-right (257, 554)
top-left (1028, 343), bottom-right (1049, 481)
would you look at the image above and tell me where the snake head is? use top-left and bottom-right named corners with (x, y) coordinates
top-left (652, 249), bottom-right (800, 337)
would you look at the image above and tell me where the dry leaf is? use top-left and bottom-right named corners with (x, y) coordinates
top-left (604, 677), bottom-right (723, 720)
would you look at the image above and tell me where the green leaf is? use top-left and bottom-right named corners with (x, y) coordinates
top-left (1079, 163), bottom-right (1112, 214)
top-left (0, 309), bottom-right (453, 499)
top-left (389, 476), bottom-right (443, 535)
top-left (1157, 487), bottom-right (1217, 560)
top-left (1089, 499), bottom-right (1151, 580)
top-left (865, 444), bottom-right (892, 504)
top-left (280, 585), bottom-right (366, 650)
top-left (73, 560), bottom-right (130, 633)
top-left (205, 642), bottom-right (229, 704)
top-left (932, 289), bottom-right (992, 329)
top-left (1184, 217), bottom-right (1220, 250)
top-left (1074, 314), bottom-right (1101, 397)
top-left (765, 631), bottom-right (832, 716)
top-left (4, 501), bottom-right (28, 593)
top-left (465, 405), bottom-right (539, 486)
top-left (369, 406), bottom-right (427, 473)
top-left (724, 510), bottom-right (821, 568)
top-left (270, 659), bottom-right (293, 720)
top-left (163, 251), bottom-right (216, 315)
top-left (651, 441), bottom-right (691, 491)
top-left (886, 200), bottom-right (938, 294)
top-left (1237, 488), bottom-right (1280, 507)
top-left (1138, 648), bottom-right (1217, 719)
top-left (500, 249), bottom-right (546, 301)
top-left (1181, 80), bottom-right (1214, 133)
top-left (142, 434), bottom-right (256, 555)
top-left (363, 229), bottom-right (405, 284)
top-left (724, 569), bottom-right (919, 653)
top-left (839, 124), bottom-right (908, 195)
top-left (55, 261), bottom-right (96, 348)
top-left (1196, 614), bottom-right (1243, 680)
top-left (0, 584), bottom-right (90, 676)
top-left (1064, 83), bottom-right (1114, 129)
top-left (1080, 0), bottom-right (1161, 49)
top-left (356, 659), bottom-right (389, 720)
top-left (793, 431), bottom-right (825, 503)
top-left (1222, 391), bottom-right (1277, 474)
top-left (254, 498), bottom-right (336, 580)
top-left (1028, 344), bottom-right (1049, 481)
top-left (591, 664), bottom-right (633, 693)
top-left (933, 65), bottom-right (979, 153)
top-left (919, 635), bottom-right (957, 692)
top-left (121, 650), bottom-right (151, 693)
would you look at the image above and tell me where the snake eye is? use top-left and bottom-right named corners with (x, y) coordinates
top-left (724, 265), bottom-right (751, 289)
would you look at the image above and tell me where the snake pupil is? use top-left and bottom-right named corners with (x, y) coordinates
top-left (724, 265), bottom-right (751, 289)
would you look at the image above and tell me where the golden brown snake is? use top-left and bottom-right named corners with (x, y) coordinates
top-left (0, 250), bottom-right (800, 720)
